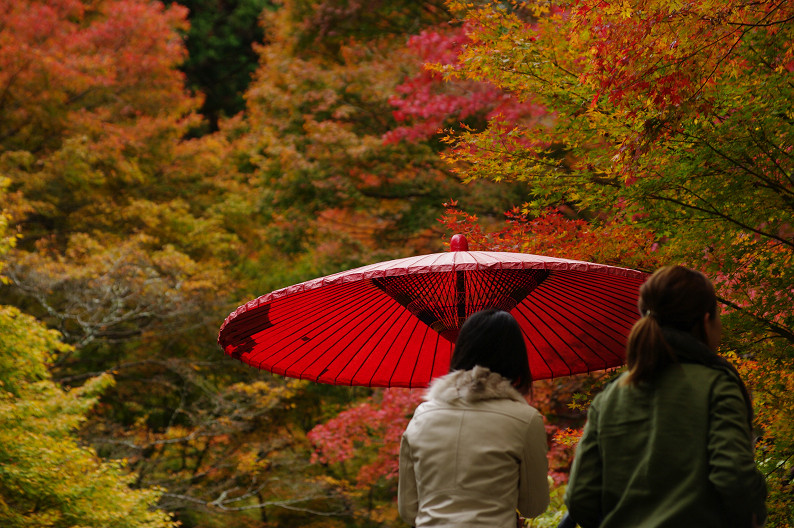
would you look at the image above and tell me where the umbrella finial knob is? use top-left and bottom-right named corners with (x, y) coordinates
top-left (450, 234), bottom-right (469, 252)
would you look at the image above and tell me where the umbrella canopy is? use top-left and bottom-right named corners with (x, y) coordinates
top-left (218, 236), bottom-right (648, 388)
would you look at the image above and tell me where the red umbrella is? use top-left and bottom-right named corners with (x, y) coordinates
top-left (218, 235), bottom-right (647, 388)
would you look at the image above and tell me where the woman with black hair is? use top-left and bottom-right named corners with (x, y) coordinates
top-left (398, 309), bottom-right (550, 527)
top-left (565, 265), bottom-right (767, 528)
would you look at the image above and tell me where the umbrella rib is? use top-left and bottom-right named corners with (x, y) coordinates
top-left (407, 321), bottom-right (436, 388)
top-left (254, 286), bottom-right (367, 350)
top-left (513, 271), bottom-right (638, 377)
top-left (541, 273), bottom-right (640, 332)
top-left (272, 298), bottom-right (392, 377)
top-left (568, 272), bottom-right (644, 307)
top-left (512, 307), bottom-right (562, 378)
top-left (527, 300), bottom-right (585, 376)
top-left (329, 297), bottom-right (409, 385)
top-left (237, 282), bottom-right (360, 346)
top-left (533, 282), bottom-right (631, 345)
top-left (512, 270), bottom-right (643, 376)
top-left (272, 285), bottom-right (396, 376)
top-left (368, 317), bottom-right (440, 388)
top-left (356, 305), bottom-right (423, 387)
top-left (251, 281), bottom-right (387, 369)
top-left (529, 288), bottom-right (613, 370)
top-left (423, 328), bottom-right (443, 386)
top-left (541, 273), bottom-right (640, 326)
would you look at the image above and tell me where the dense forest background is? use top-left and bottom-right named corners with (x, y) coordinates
top-left (0, 0), bottom-right (791, 526)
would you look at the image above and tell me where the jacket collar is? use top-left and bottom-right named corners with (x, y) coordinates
top-left (425, 366), bottom-right (526, 404)
top-left (661, 327), bottom-right (716, 366)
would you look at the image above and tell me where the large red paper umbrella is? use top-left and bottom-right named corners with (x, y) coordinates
top-left (218, 235), bottom-right (648, 388)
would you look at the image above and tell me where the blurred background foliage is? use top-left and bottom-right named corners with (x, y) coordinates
top-left (0, 0), bottom-right (790, 526)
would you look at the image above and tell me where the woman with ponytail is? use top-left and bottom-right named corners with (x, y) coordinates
top-left (564, 265), bottom-right (767, 528)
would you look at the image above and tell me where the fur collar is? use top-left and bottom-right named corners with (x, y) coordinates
top-left (425, 366), bottom-right (526, 404)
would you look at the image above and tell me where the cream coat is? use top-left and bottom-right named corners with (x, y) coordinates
top-left (398, 367), bottom-right (550, 527)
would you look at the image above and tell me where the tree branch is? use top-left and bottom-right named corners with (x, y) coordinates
top-left (645, 189), bottom-right (794, 249)
top-left (160, 491), bottom-right (348, 516)
top-left (717, 295), bottom-right (794, 343)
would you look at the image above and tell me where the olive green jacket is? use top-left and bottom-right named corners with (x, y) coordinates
top-left (565, 330), bottom-right (767, 528)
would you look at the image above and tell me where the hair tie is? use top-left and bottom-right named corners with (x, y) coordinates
top-left (645, 309), bottom-right (657, 319)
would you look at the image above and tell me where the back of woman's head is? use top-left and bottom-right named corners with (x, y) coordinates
top-left (450, 309), bottom-right (531, 394)
top-left (625, 265), bottom-right (718, 385)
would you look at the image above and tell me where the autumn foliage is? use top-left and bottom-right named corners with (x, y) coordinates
top-left (0, 0), bottom-right (792, 526)
top-left (309, 389), bottom-right (424, 488)
top-left (383, 24), bottom-right (548, 145)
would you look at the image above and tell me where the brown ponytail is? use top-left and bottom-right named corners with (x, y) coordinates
top-left (624, 265), bottom-right (717, 385)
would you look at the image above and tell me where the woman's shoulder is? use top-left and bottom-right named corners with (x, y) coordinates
top-left (673, 360), bottom-right (747, 403)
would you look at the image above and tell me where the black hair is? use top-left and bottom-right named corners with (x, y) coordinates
top-left (450, 309), bottom-right (532, 394)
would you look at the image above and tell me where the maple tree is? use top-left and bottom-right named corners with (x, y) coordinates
top-left (0, 0), bottom-right (197, 154)
top-left (0, 0), bottom-right (233, 329)
top-left (383, 23), bottom-right (549, 146)
top-left (308, 389), bottom-right (424, 525)
top-left (735, 352), bottom-right (794, 525)
top-left (434, 0), bottom-right (793, 341)
top-left (0, 0), bottom-right (243, 398)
